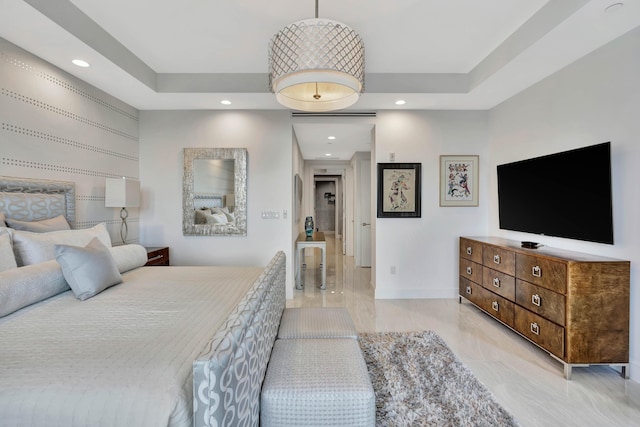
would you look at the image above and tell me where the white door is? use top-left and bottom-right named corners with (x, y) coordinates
top-left (356, 158), bottom-right (371, 267)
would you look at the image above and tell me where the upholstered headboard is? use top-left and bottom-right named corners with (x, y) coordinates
top-left (0, 176), bottom-right (76, 229)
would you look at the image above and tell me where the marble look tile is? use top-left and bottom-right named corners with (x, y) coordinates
top-left (290, 236), bottom-right (640, 427)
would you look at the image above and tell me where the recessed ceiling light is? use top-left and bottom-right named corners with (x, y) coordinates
top-left (220, 100), bottom-right (232, 105)
top-left (72, 59), bottom-right (90, 67)
top-left (325, 153), bottom-right (332, 157)
top-left (395, 100), bottom-right (406, 105)
top-left (328, 136), bottom-right (336, 140)
top-left (604, 2), bottom-right (624, 13)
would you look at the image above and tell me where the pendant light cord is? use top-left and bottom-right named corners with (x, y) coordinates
top-left (314, 82), bottom-right (321, 99)
top-left (312, 0), bottom-right (321, 100)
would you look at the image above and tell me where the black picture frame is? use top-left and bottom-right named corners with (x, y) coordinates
top-left (377, 163), bottom-right (422, 218)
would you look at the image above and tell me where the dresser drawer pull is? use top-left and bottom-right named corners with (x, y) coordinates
top-left (491, 301), bottom-right (499, 312)
top-left (466, 246), bottom-right (473, 255)
top-left (466, 286), bottom-right (472, 295)
top-left (493, 254), bottom-right (501, 264)
top-left (532, 266), bottom-right (542, 277)
top-left (532, 294), bottom-right (541, 307)
top-left (466, 266), bottom-right (472, 275)
top-left (530, 322), bottom-right (540, 335)
top-left (492, 277), bottom-right (500, 288)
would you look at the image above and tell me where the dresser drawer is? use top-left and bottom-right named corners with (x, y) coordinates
top-left (460, 238), bottom-right (483, 264)
top-left (482, 267), bottom-right (515, 301)
top-left (459, 258), bottom-right (482, 285)
top-left (516, 254), bottom-right (566, 294)
top-left (516, 279), bottom-right (565, 326)
top-left (461, 277), bottom-right (514, 327)
top-left (460, 277), bottom-right (482, 306)
top-left (514, 306), bottom-right (564, 358)
top-left (482, 245), bottom-right (515, 276)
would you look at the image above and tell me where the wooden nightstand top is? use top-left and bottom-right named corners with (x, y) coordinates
top-left (145, 246), bottom-right (170, 266)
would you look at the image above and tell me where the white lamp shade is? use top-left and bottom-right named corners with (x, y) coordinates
top-left (105, 178), bottom-right (140, 208)
top-left (269, 18), bottom-right (365, 112)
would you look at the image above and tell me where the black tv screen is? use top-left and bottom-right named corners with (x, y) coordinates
top-left (497, 142), bottom-right (614, 244)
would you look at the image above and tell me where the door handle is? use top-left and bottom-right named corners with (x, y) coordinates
top-left (362, 222), bottom-right (371, 226)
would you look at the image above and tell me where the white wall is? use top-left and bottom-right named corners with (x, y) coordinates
top-left (138, 110), bottom-right (295, 298)
top-left (487, 27), bottom-right (640, 381)
top-left (374, 111), bottom-right (490, 298)
top-left (0, 38), bottom-right (140, 244)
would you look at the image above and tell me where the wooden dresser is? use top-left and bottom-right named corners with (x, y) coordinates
top-left (459, 236), bottom-right (629, 379)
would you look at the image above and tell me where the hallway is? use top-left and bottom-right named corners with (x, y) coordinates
top-left (289, 235), bottom-right (640, 427)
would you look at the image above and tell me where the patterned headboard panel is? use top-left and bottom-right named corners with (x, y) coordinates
top-left (0, 176), bottom-right (76, 229)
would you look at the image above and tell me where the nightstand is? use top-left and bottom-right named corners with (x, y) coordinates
top-left (145, 246), bottom-right (170, 266)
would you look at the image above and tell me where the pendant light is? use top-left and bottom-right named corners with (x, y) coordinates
top-left (268, 0), bottom-right (365, 112)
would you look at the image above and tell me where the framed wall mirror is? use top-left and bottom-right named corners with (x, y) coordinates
top-left (183, 147), bottom-right (247, 236)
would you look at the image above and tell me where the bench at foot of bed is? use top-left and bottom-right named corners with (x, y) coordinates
top-left (260, 338), bottom-right (375, 427)
top-left (277, 307), bottom-right (358, 339)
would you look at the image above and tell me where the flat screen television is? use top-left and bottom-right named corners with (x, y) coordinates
top-left (497, 142), bottom-right (614, 244)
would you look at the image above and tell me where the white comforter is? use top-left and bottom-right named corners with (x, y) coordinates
top-left (0, 265), bottom-right (263, 427)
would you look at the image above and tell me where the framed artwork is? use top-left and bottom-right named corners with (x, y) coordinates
top-left (377, 163), bottom-right (421, 218)
top-left (440, 155), bottom-right (479, 207)
top-left (294, 174), bottom-right (303, 223)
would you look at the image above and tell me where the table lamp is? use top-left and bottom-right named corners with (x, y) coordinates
top-left (105, 177), bottom-right (140, 244)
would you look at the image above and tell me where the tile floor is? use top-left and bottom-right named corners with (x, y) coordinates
top-left (289, 235), bottom-right (640, 427)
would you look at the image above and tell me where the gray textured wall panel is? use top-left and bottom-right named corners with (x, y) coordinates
top-left (0, 38), bottom-right (140, 244)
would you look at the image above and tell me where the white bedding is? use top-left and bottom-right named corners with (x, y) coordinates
top-left (0, 265), bottom-right (263, 427)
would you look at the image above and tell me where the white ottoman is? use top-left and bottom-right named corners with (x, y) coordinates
top-left (277, 307), bottom-right (358, 339)
top-left (261, 338), bottom-right (375, 427)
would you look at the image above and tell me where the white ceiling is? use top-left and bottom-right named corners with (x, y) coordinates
top-left (1, 0), bottom-right (638, 159)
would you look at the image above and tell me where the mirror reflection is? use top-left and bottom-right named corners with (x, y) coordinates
top-left (183, 148), bottom-right (247, 236)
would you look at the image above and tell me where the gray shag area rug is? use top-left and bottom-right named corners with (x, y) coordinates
top-left (358, 331), bottom-right (519, 427)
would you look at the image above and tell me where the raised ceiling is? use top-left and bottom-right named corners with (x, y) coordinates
top-left (1, 0), bottom-right (638, 159)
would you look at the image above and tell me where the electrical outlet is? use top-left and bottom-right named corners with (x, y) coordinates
top-left (283, 209), bottom-right (287, 219)
top-left (389, 152), bottom-right (395, 162)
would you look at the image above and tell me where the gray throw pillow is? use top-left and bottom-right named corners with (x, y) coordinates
top-left (55, 237), bottom-right (122, 301)
top-left (6, 215), bottom-right (70, 233)
top-left (194, 209), bottom-right (210, 224)
top-left (0, 231), bottom-right (17, 272)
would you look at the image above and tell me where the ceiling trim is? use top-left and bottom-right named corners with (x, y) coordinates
top-left (23, 0), bottom-right (584, 97)
top-left (469, 0), bottom-right (590, 89)
top-left (24, 0), bottom-right (157, 91)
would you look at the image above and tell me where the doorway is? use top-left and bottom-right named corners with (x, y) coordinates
top-left (314, 175), bottom-right (342, 237)
top-left (292, 118), bottom-right (376, 285)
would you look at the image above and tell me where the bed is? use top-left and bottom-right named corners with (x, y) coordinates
top-left (0, 176), bottom-right (286, 427)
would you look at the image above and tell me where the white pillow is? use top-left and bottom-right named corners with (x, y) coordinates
top-left (109, 244), bottom-right (148, 273)
top-left (222, 210), bottom-right (235, 223)
top-left (6, 214), bottom-right (70, 233)
top-left (205, 212), bottom-right (228, 224)
top-left (0, 260), bottom-right (70, 317)
top-left (0, 231), bottom-right (17, 272)
top-left (11, 223), bottom-right (111, 266)
top-left (55, 237), bottom-right (122, 301)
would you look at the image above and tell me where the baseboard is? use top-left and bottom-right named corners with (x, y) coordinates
top-left (374, 287), bottom-right (458, 299)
